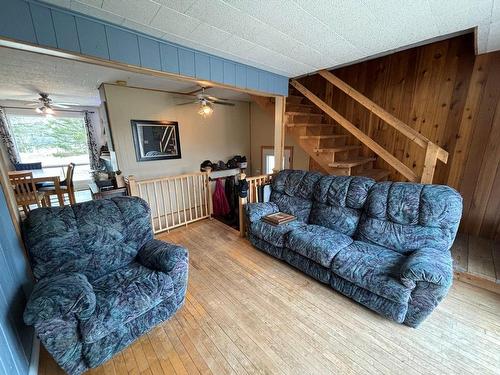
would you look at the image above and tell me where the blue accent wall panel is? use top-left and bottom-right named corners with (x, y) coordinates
top-left (223, 61), bottom-right (236, 86)
top-left (0, 0), bottom-right (36, 43)
top-left (235, 64), bottom-right (246, 88)
top-left (1, 0), bottom-right (290, 95)
top-left (51, 10), bottom-right (80, 53)
top-left (246, 67), bottom-right (259, 90)
top-left (106, 26), bottom-right (140, 66)
top-left (210, 57), bottom-right (223, 83)
top-left (178, 48), bottom-right (195, 77)
top-left (160, 43), bottom-right (179, 74)
top-left (0, 188), bottom-right (33, 375)
top-left (138, 36), bottom-right (161, 71)
top-left (194, 52), bottom-right (210, 80)
top-left (76, 18), bottom-right (109, 60)
top-left (29, 3), bottom-right (57, 48)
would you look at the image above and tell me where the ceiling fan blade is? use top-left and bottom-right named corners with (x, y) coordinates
top-left (24, 102), bottom-right (40, 107)
top-left (52, 104), bottom-right (71, 108)
top-left (206, 95), bottom-right (231, 102)
top-left (213, 101), bottom-right (235, 106)
top-left (176, 101), bottom-right (197, 106)
top-left (183, 86), bottom-right (206, 95)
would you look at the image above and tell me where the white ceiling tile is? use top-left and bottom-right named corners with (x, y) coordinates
top-left (102, 0), bottom-right (160, 25)
top-left (477, 22), bottom-right (490, 53)
top-left (152, 0), bottom-right (197, 13)
top-left (121, 19), bottom-right (166, 38)
top-left (189, 23), bottom-right (232, 46)
top-left (76, 0), bottom-right (103, 8)
top-left (487, 20), bottom-right (500, 51)
top-left (493, 0), bottom-right (500, 19)
top-left (430, 0), bottom-right (492, 34)
top-left (71, 1), bottom-right (124, 25)
top-left (150, 6), bottom-right (201, 36)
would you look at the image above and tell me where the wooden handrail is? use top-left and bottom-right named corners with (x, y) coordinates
top-left (291, 79), bottom-right (419, 182)
top-left (318, 70), bottom-right (448, 164)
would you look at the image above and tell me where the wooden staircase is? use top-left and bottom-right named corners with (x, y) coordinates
top-left (285, 92), bottom-right (391, 180)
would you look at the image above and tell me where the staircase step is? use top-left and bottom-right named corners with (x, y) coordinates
top-left (286, 103), bottom-right (315, 109)
top-left (357, 168), bottom-right (391, 181)
top-left (313, 145), bottom-right (361, 153)
top-left (286, 112), bottom-right (323, 117)
top-left (286, 123), bottom-right (328, 128)
top-left (286, 95), bottom-right (304, 104)
top-left (300, 135), bottom-right (348, 140)
top-left (328, 157), bottom-right (376, 168)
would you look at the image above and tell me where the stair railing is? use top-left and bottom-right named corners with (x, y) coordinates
top-left (291, 71), bottom-right (449, 184)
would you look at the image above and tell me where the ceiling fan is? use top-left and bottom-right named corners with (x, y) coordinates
top-left (177, 87), bottom-right (234, 118)
top-left (24, 93), bottom-right (77, 116)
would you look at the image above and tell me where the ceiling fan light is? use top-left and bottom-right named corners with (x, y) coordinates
top-left (36, 107), bottom-right (44, 114)
top-left (45, 107), bottom-right (54, 114)
top-left (198, 102), bottom-right (213, 118)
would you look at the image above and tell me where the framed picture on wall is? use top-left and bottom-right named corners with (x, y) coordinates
top-left (131, 120), bottom-right (181, 162)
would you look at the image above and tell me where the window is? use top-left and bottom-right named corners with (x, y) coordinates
top-left (8, 114), bottom-right (91, 188)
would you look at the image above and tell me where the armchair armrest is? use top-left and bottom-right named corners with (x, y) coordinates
top-left (400, 247), bottom-right (453, 289)
top-left (245, 202), bottom-right (279, 223)
top-left (24, 273), bottom-right (96, 325)
top-left (137, 239), bottom-right (188, 274)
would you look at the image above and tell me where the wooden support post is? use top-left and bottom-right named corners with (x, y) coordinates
top-left (273, 96), bottom-right (286, 173)
top-left (239, 196), bottom-right (247, 237)
top-left (127, 175), bottom-right (139, 196)
top-left (421, 143), bottom-right (439, 184)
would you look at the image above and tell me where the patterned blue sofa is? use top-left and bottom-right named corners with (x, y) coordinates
top-left (22, 197), bottom-right (188, 374)
top-left (246, 170), bottom-right (462, 327)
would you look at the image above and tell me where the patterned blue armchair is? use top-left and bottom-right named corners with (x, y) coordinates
top-left (246, 170), bottom-right (462, 327)
top-left (22, 197), bottom-right (188, 374)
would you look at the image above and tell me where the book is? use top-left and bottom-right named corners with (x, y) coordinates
top-left (262, 212), bottom-right (296, 226)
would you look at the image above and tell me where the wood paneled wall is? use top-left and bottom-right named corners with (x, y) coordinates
top-left (301, 34), bottom-right (500, 239)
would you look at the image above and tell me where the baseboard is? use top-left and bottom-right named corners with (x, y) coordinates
top-left (28, 336), bottom-right (40, 375)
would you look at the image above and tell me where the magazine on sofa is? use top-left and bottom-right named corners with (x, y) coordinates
top-left (262, 212), bottom-right (296, 226)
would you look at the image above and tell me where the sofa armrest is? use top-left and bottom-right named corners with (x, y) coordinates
top-left (245, 202), bottom-right (279, 223)
top-left (24, 273), bottom-right (96, 325)
top-left (400, 247), bottom-right (453, 289)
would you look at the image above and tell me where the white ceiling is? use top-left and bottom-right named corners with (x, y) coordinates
top-left (0, 47), bottom-right (250, 106)
top-left (41, 0), bottom-right (500, 77)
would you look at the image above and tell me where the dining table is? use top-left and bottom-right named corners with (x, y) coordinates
top-left (8, 169), bottom-right (65, 206)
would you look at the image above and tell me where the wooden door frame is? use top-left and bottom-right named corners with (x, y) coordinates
top-left (261, 145), bottom-right (294, 174)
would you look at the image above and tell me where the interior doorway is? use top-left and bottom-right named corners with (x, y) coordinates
top-left (261, 146), bottom-right (293, 174)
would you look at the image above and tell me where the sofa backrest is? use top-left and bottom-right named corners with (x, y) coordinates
top-left (356, 182), bottom-right (462, 254)
top-left (309, 175), bottom-right (375, 236)
top-left (23, 197), bottom-right (153, 282)
top-left (270, 170), bottom-right (322, 222)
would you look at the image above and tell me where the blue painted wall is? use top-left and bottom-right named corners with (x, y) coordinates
top-left (0, 0), bottom-right (289, 96)
top-left (0, 187), bottom-right (33, 375)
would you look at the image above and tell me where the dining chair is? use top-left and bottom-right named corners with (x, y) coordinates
top-left (14, 162), bottom-right (42, 171)
top-left (9, 171), bottom-right (46, 215)
top-left (39, 163), bottom-right (76, 206)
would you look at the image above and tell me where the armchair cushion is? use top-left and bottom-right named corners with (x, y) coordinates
top-left (24, 272), bottom-right (95, 325)
top-left (245, 202), bottom-right (279, 223)
top-left (137, 239), bottom-right (188, 274)
top-left (400, 247), bottom-right (453, 289)
top-left (80, 262), bottom-right (174, 344)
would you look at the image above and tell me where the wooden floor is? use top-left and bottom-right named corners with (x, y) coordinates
top-left (451, 233), bottom-right (500, 294)
top-left (40, 219), bottom-right (500, 375)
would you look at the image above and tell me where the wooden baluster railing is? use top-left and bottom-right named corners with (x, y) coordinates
top-left (292, 73), bottom-right (449, 184)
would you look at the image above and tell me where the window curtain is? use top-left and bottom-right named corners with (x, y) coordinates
top-left (83, 111), bottom-right (100, 171)
top-left (0, 107), bottom-right (21, 166)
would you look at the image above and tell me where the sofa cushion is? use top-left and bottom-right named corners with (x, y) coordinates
top-left (249, 219), bottom-right (305, 247)
top-left (356, 182), bottom-right (462, 254)
top-left (286, 225), bottom-right (353, 268)
top-left (309, 175), bottom-right (375, 236)
top-left (81, 262), bottom-right (174, 344)
top-left (270, 170), bottom-right (322, 222)
top-left (331, 241), bottom-right (411, 304)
